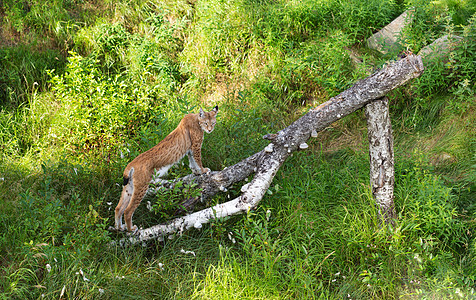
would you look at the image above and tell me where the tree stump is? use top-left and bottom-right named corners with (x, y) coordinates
top-left (365, 97), bottom-right (396, 225)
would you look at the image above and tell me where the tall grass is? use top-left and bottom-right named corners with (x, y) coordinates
top-left (0, 47), bottom-right (65, 108)
top-left (1, 0), bottom-right (475, 298)
top-left (2, 146), bottom-right (473, 298)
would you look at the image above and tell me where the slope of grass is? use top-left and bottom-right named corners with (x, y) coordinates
top-left (0, 0), bottom-right (475, 298)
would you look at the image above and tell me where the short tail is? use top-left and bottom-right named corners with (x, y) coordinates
top-left (123, 167), bottom-right (134, 186)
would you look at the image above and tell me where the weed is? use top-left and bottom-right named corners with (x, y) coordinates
top-left (152, 179), bottom-right (202, 220)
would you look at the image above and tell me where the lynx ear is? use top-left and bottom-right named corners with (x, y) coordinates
top-left (199, 107), bottom-right (205, 118)
top-left (212, 105), bottom-right (219, 113)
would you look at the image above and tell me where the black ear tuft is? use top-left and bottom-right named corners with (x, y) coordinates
top-left (213, 105), bottom-right (219, 112)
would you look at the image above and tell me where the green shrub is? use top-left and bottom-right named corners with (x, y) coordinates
top-left (411, 16), bottom-right (475, 98)
top-left (1, 0), bottom-right (96, 48)
top-left (83, 22), bottom-right (131, 72)
top-left (181, 0), bottom-right (398, 99)
top-left (2, 0), bottom-right (69, 35)
top-left (400, 0), bottom-right (449, 52)
top-left (48, 52), bottom-right (172, 157)
top-left (151, 178), bottom-right (202, 221)
top-left (447, 14), bottom-right (476, 114)
top-left (391, 10), bottom-right (475, 129)
top-left (396, 166), bottom-right (465, 246)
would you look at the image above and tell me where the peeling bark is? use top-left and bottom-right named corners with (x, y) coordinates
top-left (115, 55), bottom-right (424, 245)
top-left (365, 97), bottom-right (396, 225)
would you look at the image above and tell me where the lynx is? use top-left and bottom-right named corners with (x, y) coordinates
top-left (115, 106), bottom-right (218, 232)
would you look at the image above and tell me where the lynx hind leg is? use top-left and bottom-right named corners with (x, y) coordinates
top-left (115, 168), bottom-right (134, 231)
top-left (115, 184), bottom-right (133, 231)
top-left (124, 182), bottom-right (149, 232)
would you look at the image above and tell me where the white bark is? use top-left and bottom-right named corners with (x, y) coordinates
top-left (115, 55), bottom-right (424, 245)
top-left (116, 157), bottom-right (281, 244)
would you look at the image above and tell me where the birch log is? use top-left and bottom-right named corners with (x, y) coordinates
top-left (116, 55), bottom-right (424, 245)
top-left (365, 97), bottom-right (396, 225)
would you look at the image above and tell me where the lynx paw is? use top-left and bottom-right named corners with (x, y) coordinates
top-left (202, 168), bottom-right (211, 174)
top-left (113, 224), bottom-right (126, 232)
top-left (124, 225), bottom-right (139, 236)
top-left (109, 224), bottom-right (127, 232)
top-left (131, 225), bottom-right (138, 233)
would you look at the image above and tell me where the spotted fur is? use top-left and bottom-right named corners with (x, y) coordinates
top-left (115, 106), bottom-right (218, 232)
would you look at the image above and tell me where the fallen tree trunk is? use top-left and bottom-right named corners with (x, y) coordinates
top-left (117, 55), bottom-right (424, 245)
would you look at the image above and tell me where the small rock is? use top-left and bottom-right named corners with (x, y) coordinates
top-left (367, 10), bottom-right (414, 54)
top-left (418, 35), bottom-right (462, 62)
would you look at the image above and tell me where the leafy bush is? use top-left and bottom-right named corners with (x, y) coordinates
top-left (400, 1), bottom-right (450, 52)
top-left (48, 52), bottom-right (172, 157)
top-left (391, 9), bottom-right (475, 129)
top-left (411, 16), bottom-right (475, 96)
top-left (396, 166), bottom-right (465, 246)
top-left (181, 0), bottom-right (398, 99)
top-left (152, 179), bottom-right (202, 221)
top-left (2, 0), bottom-right (69, 35)
top-left (76, 23), bottom-right (132, 72)
top-left (447, 14), bottom-right (476, 114)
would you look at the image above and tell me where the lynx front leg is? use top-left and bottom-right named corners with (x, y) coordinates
top-left (124, 182), bottom-right (149, 232)
top-left (188, 150), bottom-right (210, 175)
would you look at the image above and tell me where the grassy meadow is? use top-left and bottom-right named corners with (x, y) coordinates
top-left (1, 0), bottom-right (475, 298)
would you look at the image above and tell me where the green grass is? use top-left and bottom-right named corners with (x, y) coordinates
top-left (1, 0), bottom-right (475, 298)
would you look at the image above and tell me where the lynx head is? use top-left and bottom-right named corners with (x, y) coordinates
top-left (198, 106), bottom-right (218, 133)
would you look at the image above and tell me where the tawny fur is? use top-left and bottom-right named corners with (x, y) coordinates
top-left (115, 106), bottom-right (218, 232)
